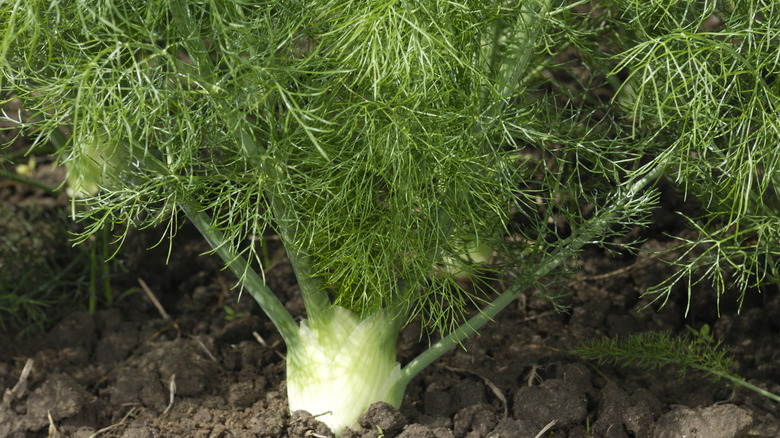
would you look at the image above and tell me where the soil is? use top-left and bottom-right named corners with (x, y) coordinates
top-left (1, 168), bottom-right (779, 438)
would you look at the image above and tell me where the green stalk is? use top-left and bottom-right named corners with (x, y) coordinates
top-left (284, 246), bottom-right (331, 326)
top-left (398, 160), bottom-right (668, 387)
top-left (716, 374), bottom-right (780, 403)
top-left (234, 126), bottom-right (334, 328)
top-left (493, 0), bottom-right (551, 105)
top-left (181, 202), bottom-right (299, 345)
top-left (101, 222), bottom-right (112, 306)
top-left (0, 169), bottom-right (58, 193)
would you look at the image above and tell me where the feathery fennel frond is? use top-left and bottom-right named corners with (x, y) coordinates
top-left (606, 0), bottom-right (780, 311)
top-left (572, 328), bottom-right (780, 403)
top-left (573, 329), bottom-right (734, 379)
top-left (0, 0), bottom-right (551, 335)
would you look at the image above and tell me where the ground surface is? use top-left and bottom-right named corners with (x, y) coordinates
top-left (1, 167), bottom-right (779, 438)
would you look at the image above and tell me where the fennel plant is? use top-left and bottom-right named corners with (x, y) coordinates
top-left (2, 0), bottom-right (779, 433)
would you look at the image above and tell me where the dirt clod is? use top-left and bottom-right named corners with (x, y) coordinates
top-left (25, 372), bottom-right (96, 431)
top-left (358, 401), bottom-right (407, 434)
top-left (653, 404), bottom-right (753, 438)
top-left (397, 423), bottom-right (455, 438)
top-left (513, 379), bottom-right (587, 432)
top-left (453, 403), bottom-right (496, 437)
top-left (289, 410), bottom-right (336, 438)
top-left (110, 368), bottom-right (165, 410)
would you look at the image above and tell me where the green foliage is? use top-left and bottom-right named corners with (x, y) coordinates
top-left (572, 327), bottom-right (780, 402)
top-left (1, 0), bottom-right (568, 335)
top-left (222, 305), bottom-right (246, 322)
top-left (606, 0), bottom-right (780, 310)
top-left (2, 0), bottom-right (776, 327)
top-left (572, 328), bottom-right (734, 380)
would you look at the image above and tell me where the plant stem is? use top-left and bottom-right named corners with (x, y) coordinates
top-left (181, 201), bottom-right (299, 345)
top-left (398, 160), bottom-right (668, 386)
top-left (493, 0), bottom-right (551, 105)
top-left (0, 169), bottom-right (59, 193)
top-left (234, 126), bottom-right (333, 327)
top-left (102, 222), bottom-right (112, 306)
top-left (397, 227), bottom-right (580, 387)
top-left (718, 373), bottom-right (780, 403)
top-left (285, 243), bottom-right (332, 327)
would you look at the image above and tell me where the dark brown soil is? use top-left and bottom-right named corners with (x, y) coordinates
top-left (1, 174), bottom-right (779, 438)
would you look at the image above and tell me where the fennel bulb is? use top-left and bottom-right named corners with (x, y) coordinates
top-left (442, 238), bottom-right (495, 280)
top-left (286, 306), bottom-right (405, 434)
top-left (64, 134), bottom-right (129, 198)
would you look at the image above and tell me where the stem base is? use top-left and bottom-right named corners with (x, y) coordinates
top-left (286, 306), bottom-right (405, 436)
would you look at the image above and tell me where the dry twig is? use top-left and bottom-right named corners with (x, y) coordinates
top-left (163, 373), bottom-right (176, 416)
top-left (47, 410), bottom-right (60, 437)
top-left (88, 407), bottom-right (138, 438)
top-left (533, 419), bottom-right (556, 438)
top-left (252, 331), bottom-right (267, 347)
top-left (1, 358), bottom-right (33, 411)
top-left (138, 277), bottom-right (171, 321)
